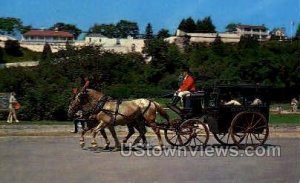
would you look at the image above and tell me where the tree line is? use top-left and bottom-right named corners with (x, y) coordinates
top-left (2, 16), bottom-right (299, 40)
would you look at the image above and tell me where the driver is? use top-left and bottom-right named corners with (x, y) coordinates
top-left (171, 66), bottom-right (196, 106)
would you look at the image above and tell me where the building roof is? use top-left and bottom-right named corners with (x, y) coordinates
top-left (23, 29), bottom-right (74, 38)
top-left (236, 25), bottom-right (267, 30)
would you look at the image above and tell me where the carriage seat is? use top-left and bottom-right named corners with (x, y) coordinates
top-left (183, 91), bottom-right (205, 114)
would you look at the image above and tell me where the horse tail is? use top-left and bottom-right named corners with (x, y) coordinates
top-left (153, 101), bottom-right (169, 122)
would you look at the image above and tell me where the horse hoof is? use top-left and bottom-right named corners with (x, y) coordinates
top-left (112, 147), bottom-right (121, 152)
top-left (80, 142), bottom-right (85, 148)
top-left (103, 145), bottom-right (110, 151)
top-left (91, 142), bottom-right (98, 148)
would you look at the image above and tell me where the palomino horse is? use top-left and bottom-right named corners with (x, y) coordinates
top-left (77, 117), bottom-right (147, 149)
top-left (68, 89), bottom-right (169, 150)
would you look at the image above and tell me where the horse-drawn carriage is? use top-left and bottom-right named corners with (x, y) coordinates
top-left (68, 84), bottom-right (270, 150)
top-left (162, 84), bottom-right (270, 149)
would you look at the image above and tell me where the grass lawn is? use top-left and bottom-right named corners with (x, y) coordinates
top-left (269, 113), bottom-right (300, 125)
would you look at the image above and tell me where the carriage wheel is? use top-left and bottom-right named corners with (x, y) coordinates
top-left (180, 118), bottom-right (209, 147)
top-left (230, 112), bottom-right (269, 149)
top-left (164, 119), bottom-right (192, 146)
top-left (213, 132), bottom-right (236, 146)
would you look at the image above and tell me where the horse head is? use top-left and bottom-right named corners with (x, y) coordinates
top-left (68, 89), bottom-right (104, 118)
top-left (68, 91), bottom-right (89, 118)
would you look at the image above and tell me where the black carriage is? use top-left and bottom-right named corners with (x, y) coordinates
top-left (163, 84), bottom-right (270, 148)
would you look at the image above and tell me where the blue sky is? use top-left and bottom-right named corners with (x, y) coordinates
top-left (0, 0), bottom-right (299, 36)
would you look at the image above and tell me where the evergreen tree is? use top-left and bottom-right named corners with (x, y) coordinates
top-left (4, 40), bottom-right (22, 56)
top-left (0, 47), bottom-right (3, 63)
top-left (41, 43), bottom-right (52, 61)
top-left (225, 23), bottom-right (239, 32)
top-left (157, 29), bottom-right (171, 39)
top-left (296, 24), bottom-right (300, 38)
top-left (145, 23), bottom-right (154, 39)
top-left (196, 16), bottom-right (216, 33)
top-left (178, 17), bottom-right (196, 32)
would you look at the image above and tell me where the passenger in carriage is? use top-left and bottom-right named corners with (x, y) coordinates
top-left (171, 66), bottom-right (196, 106)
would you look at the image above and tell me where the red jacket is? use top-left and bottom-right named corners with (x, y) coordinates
top-left (179, 75), bottom-right (196, 92)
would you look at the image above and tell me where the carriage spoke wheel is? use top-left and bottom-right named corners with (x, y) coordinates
top-left (180, 118), bottom-right (209, 148)
top-left (230, 112), bottom-right (269, 149)
top-left (213, 132), bottom-right (236, 146)
top-left (164, 119), bottom-right (192, 146)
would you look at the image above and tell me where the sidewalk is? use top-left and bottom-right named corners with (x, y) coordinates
top-left (0, 124), bottom-right (299, 138)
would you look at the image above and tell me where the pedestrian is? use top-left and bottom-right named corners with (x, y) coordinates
top-left (291, 98), bottom-right (298, 112)
top-left (7, 92), bottom-right (19, 123)
top-left (70, 110), bottom-right (86, 133)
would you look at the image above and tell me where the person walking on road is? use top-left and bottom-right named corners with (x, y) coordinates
top-left (7, 92), bottom-right (19, 123)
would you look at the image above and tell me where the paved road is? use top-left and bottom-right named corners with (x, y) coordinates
top-left (0, 136), bottom-right (299, 183)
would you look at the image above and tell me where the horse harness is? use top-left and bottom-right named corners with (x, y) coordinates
top-left (83, 94), bottom-right (153, 125)
top-left (87, 95), bottom-right (131, 125)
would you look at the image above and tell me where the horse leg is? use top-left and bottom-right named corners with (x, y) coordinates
top-left (80, 129), bottom-right (87, 148)
top-left (107, 126), bottom-right (121, 151)
top-left (149, 122), bottom-right (164, 149)
top-left (99, 128), bottom-right (110, 150)
top-left (122, 123), bottom-right (135, 144)
top-left (132, 120), bottom-right (147, 146)
top-left (91, 121), bottom-right (107, 148)
top-left (80, 121), bottom-right (94, 148)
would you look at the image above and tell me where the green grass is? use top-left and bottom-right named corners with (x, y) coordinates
top-left (269, 114), bottom-right (300, 125)
top-left (2, 48), bottom-right (41, 63)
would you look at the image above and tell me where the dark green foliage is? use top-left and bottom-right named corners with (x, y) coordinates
top-left (49, 22), bottom-right (82, 39)
top-left (157, 29), bottom-right (171, 39)
top-left (0, 17), bottom-right (23, 35)
top-left (0, 39), bottom-right (299, 121)
top-left (116, 20), bottom-right (139, 38)
top-left (145, 23), bottom-right (154, 39)
top-left (296, 24), bottom-right (300, 38)
top-left (0, 47), bottom-right (3, 63)
top-left (88, 23), bottom-right (118, 38)
top-left (4, 40), bottom-right (23, 56)
top-left (41, 43), bottom-right (52, 61)
top-left (89, 20), bottom-right (139, 38)
top-left (178, 16), bottom-right (216, 33)
top-left (196, 16), bottom-right (216, 33)
top-left (225, 23), bottom-right (239, 32)
top-left (178, 17), bottom-right (197, 32)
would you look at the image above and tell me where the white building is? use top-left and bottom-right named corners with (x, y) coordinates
top-left (235, 25), bottom-right (270, 41)
top-left (84, 33), bottom-right (145, 53)
top-left (20, 29), bottom-right (74, 52)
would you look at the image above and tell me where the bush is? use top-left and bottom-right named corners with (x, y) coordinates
top-left (4, 40), bottom-right (23, 56)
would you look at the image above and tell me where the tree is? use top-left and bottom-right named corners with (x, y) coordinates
top-left (145, 23), bottom-right (154, 39)
top-left (49, 22), bottom-right (82, 39)
top-left (88, 23), bottom-right (118, 38)
top-left (0, 47), bottom-right (4, 63)
top-left (0, 17), bottom-right (23, 35)
top-left (4, 40), bottom-right (22, 56)
top-left (196, 16), bottom-right (216, 33)
top-left (225, 23), bottom-right (239, 32)
top-left (116, 20), bottom-right (139, 38)
top-left (178, 17), bottom-right (196, 32)
top-left (296, 24), bottom-right (300, 38)
top-left (238, 35), bottom-right (259, 49)
top-left (41, 43), bottom-right (52, 61)
top-left (157, 29), bottom-right (171, 39)
top-left (210, 34), bottom-right (225, 55)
